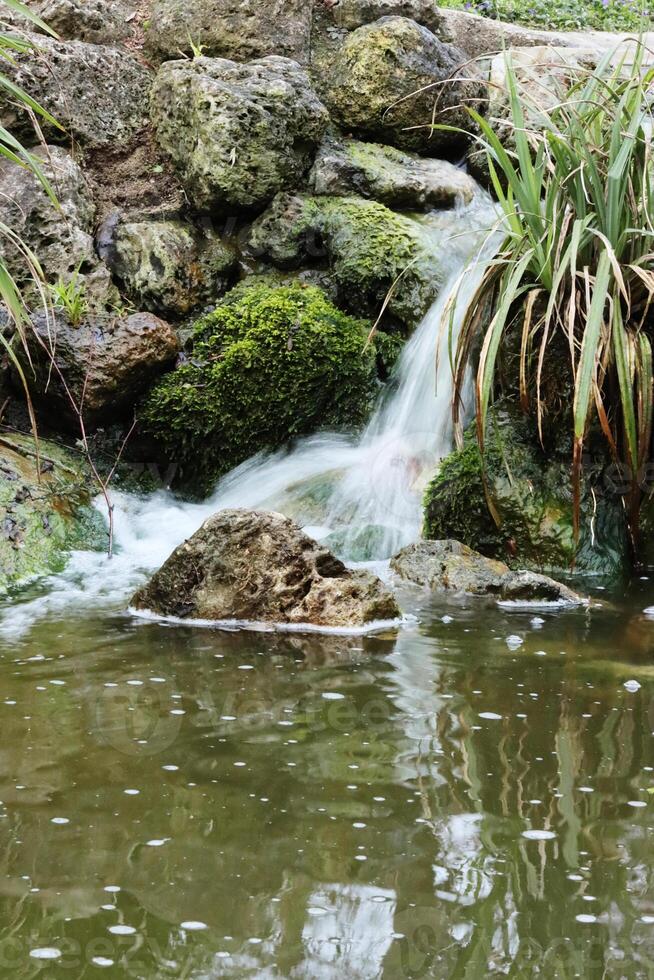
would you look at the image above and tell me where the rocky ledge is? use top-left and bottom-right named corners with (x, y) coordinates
top-left (131, 509), bottom-right (401, 629)
top-left (391, 540), bottom-right (584, 605)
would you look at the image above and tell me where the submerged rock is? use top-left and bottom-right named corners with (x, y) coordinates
top-left (151, 56), bottom-right (328, 213)
top-left (25, 311), bottom-right (179, 427)
top-left (249, 193), bottom-right (444, 330)
top-left (107, 219), bottom-right (237, 318)
top-left (391, 540), bottom-right (583, 604)
top-left (309, 138), bottom-right (477, 210)
top-left (318, 16), bottom-right (484, 154)
top-left (0, 433), bottom-right (105, 594)
top-left (0, 33), bottom-right (151, 148)
top-left (0, 145), bottom-right (116, 310)
top-left (145, 0), bottom-right (313, 64)
top-left (131, 509), bottom-right (400, 628)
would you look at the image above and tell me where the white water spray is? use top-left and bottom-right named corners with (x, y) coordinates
top-left (0, 190), bottom-right (498, 636)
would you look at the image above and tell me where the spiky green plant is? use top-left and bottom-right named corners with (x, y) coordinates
top-left (450, 43), bottom-right (654, 560)
top-left (51, 264), bottom-right (88, 326)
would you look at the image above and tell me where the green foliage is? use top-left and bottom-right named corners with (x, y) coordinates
top-left (140, 281), bottom-right (390, 492)
top-left (50, 265), bottom-right (88, 326)
top-left (439, 0), bottom-right (651, 32)
top-left (449, 47), bottom-right (654, 560)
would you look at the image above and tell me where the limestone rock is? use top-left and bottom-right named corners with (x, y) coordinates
top-left (5, 0), bottom-right (133, 44)
top-left (391, 540), bottom-right (584, 604)
top-left (150, 56), bottom-right (328, 212)
top-left (0, 32), bottom-right (151, 148)
top-left (309, 137), bottom-right (477, 209)
top-left (131, 509), bottom-right (401, 628)
top-left (328, 0), bottom-right (441, 32)
top-left (0, 145), bottom-right (116, 310)
top-left (107, 219), bottom-right (237, 317)
top-left (318, 16), bottom-right (484, 154)
top-left (0, 433), bottom-right (105, 594)
top-left (249, 192), bottom-right (444, 330)
top-left (145, 0), bottom-right (313, 64)
top-left (25, 311), bottom-right (179, 426)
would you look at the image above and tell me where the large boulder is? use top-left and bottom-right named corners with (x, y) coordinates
top-left (131, 509), bottom-right (401, 628)
top-left (0, 432), bottom-right (105, 594)
top-left (423, 406), bottom-right (629, 577)
top-left (391, 540), bottom-right (583, 604)
top-left (0, 34), bottom-right (151, 149)
top-left (25, 311), bottom-right (179, 427)
top-left (249, 193), bottom-right (444, 330)
top-left (317, 16), bottom-right (484, 154)
top-left (139, 280), bottom-right (395, 492)
top-left (0, 145), bottom-right (116, 310)
top-left (144, 0), bottom-right (313, 64)
top-left (106, 219), bottom-right (237, 318)
top-left (309, 137), bottom-right (477, 209)
top-left (150, 56), bottom-right (328, 212)
top-left (5, 0), bottom-right (133, 44)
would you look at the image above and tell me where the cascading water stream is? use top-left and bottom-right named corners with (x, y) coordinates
top-left (0, 188), bottom-right (499, 636)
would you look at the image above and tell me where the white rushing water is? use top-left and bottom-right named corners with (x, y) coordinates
top-left (0, 190), bottom-right (499, 636)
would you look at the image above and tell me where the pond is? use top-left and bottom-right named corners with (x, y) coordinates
top-left (0, 575), bottom-right (653, 977)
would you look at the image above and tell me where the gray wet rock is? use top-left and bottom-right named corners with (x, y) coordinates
top-left (131, 508), bottom-right (401, 628)
top-left (391, 540), bottom-right (584, 604)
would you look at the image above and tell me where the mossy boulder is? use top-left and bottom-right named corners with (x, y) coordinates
top-left (317, 16), bottom-right (484, 155)
top-left (150, 56), bottom-right (328, 213)
top-left (108, 219), bottom-right (237, 318)
top-left (139, 282), bottom-right (393, 492)
top-left (0, 433), bottom-right (105, 594)
top-left (423, 405), bottom-right (628, 577)
top-left (249, 193), bottom-right (444, 331)
top-left (309, 137), bottom-right (478, 210)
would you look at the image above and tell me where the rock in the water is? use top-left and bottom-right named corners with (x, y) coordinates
top-left (249, 192), bottom-right (443, 330)
top-left (0, 32), bottom-right (151, 148)
top-left (150, 56), bottom-right (328, 213)
top-left (145, 0), bottom-right (313, 64)
top-left (107, 219), bottom-right (237, 317)
top-left (391, 540), bottom-right (584, 604)
top-left (131, 509), bottom-right (401, 628)
top-left (0, 145), bottom-right (116, 310)
top-left (309, 137), bottom-right (477, 209)
top-left (6, 0), bottom-right (133, 44)
top-left (25, 311), bottom-right (179, 426)
top-left (0, 433), bottom-right (105, 594)
top-left (318, 16), bottom-right (484, 154)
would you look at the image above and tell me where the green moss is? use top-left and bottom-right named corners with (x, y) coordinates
top-left (249, 194), bottom-right (443, 331)
top-left (140, 281), bottom-right (391, 492)
top-left (424, 404), bottom-right (629, 577)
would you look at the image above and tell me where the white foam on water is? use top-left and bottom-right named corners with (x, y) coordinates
top-left (0, 191), bottom-right (500, 638)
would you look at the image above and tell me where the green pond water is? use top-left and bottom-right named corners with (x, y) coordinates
top-left (1, 577), bottom-right (654, 978)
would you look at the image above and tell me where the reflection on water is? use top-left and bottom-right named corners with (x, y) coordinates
top-left (1, 578), bottom-right (654, 976)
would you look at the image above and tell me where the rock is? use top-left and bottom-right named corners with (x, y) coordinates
top-left (107, 219), bottom-right (237, 318)
top-left (318, 16), bottom-right (484, 154)
top-left (150, 56), bottom-right (328, 213)
top-left (0, 432), bottom-right (105, 594)
top-left (0, 145), bottom-right (116, 310)
top-left (139, 281), bottom-right (391, 492)
top-left (391, 539), bottom-right (584, 604)
top-left (25, 311), bottom-right (179, 427)
top-left (131, 508), bottom-right (400, 628)
top-left (423, 405), bottom-right (628, 577)
top-left (145, 0), bottom-right (313, 64)
top-left (249, 193), bottom-right (444, 330)
top-left (0, 32), bottom-right (151, 148)
top-left (329, 0), bottom-right (441, 32)
top-left (309, 137), bottom-right (477, 209)
top-left (6, 0), bottom-right (133, 44)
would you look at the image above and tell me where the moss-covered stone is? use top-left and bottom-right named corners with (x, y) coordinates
top-left (423, 405), bottom-right (629, 577)
top-left (139, 281), bottom-right (393, 493)
top-left (249, 193), bottom-right (444, 331)
top-left (0, 433), bottom-right (106, 594)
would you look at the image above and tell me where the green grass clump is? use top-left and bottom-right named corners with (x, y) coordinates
top-left (140, 281), bottom-right (394, 492)
top-left (439, 0), bottom-right (651, 33)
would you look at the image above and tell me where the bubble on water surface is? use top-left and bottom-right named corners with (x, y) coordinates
top-left (181, 921), bottom-right (208, 930)
top-left (575, 914), bottom-right (597, 923)
top-left (506, 635), bottom-right (523, 649)
top-left (479, 712), bottom-right (502, 720)
top-left (522, 830), bottom-right (556, 840)
top-left (29, 948), bottom-right (61, 960)
top-left (627, 800), bottom-right (647, 808)
top-left (92, 957), bottom-right (114, 967)
top-left (108, 925), bottom-right (136, 935)
top-left (322, 692), bottom-right (345, 700)
top-left (624, 680), bottom-right (641, 692)
top-left (50, 817), bottom-right (69, 824)
top-left (146, 838), bottom-right (169, 846)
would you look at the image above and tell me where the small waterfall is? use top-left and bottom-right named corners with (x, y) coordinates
top-left (0, 189), bottom-right (498, 636)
